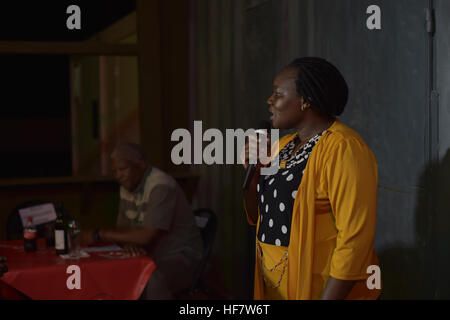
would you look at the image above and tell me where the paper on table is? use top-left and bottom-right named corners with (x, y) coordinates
top-left (18, 203), bottom-right (57, 227)
top-left (83, 245), bottom-right (123, 253)
top-left (0, 244), bottom-right (22, 249)
top-left (97, 252), bottom-right (129, 259)
top-left (59, 250), bottom-right (90, 259)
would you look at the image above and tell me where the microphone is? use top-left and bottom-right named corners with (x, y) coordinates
top-left (242, 120), bottom-right (272, 190)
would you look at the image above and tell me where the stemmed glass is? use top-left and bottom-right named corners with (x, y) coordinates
top-left (68, 220), bottom-right (81, 259)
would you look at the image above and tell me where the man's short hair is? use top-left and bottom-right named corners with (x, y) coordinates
top-left (110, 142), bottom-right (146, 164)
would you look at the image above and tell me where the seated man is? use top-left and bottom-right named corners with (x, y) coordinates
top-left (82, 142), bottom-right (204, 299)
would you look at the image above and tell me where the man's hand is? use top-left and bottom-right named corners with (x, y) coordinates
top-left (122, 243), bottom-right (147, 257)
top-left (99, 227), bottom-right (164, 247)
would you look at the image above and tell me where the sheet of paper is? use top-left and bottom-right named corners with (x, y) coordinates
top-left (97, 253), bottom-right (130, 260)
top-left (0, 244), bottom-right (22, 249)
top-left (83, 245), bottom-right (123, 252)
top-left (59, 250), bottom-right (90, 259)
top-left (18, 203), bottom-right (57, 227)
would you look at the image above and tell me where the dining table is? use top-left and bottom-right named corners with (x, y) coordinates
top-left (0, 238), bottom-right (156, 300)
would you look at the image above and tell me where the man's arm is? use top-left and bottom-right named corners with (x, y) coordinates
top-left (81, 227), bottom-right (166, 247)
top-left (81, 185), bottom-right (176, 247)
top-left (98, 227), bottom-right (166, 246)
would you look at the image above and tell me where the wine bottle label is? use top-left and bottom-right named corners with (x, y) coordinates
top-left (24, 230), bottom-right (37, 240)
top-left (55, 230), bottom-right (66, 250)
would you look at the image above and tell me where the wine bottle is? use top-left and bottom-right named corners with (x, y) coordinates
top-left (55, 212), bottom-right (68, 255)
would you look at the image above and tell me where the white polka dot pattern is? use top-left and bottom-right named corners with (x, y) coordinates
top-left (256, 131), bottom-right (325, 247)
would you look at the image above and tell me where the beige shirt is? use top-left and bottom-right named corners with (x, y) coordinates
top-left (116, 166), bottom-right (203, 264)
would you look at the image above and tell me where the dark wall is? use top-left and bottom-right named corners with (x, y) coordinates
top-left (0, 55), bottom-right (72, 178)
top-left (0, 1), bottom-right (137, 178)
top-left (0, 1), bottom-right (136, 41)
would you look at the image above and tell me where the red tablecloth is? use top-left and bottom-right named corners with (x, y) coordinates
top-left (0, 239), bottom-right (156, 300)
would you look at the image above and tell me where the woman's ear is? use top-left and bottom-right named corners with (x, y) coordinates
top-left (300, 96), bottom-right (311, 111)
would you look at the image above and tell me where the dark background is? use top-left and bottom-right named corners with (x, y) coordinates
top-left (1, 0), bottom-right (450, 300)
top-left (0, 1), bottom-right (136, 178)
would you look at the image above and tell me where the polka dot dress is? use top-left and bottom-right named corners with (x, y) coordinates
top-left (256, 131), bottom-right (325, 247)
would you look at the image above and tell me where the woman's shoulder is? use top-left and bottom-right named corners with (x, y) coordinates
top-left (324, 119), bottom-right (369, 148)
top-left (322, 120), bottom-right (377, 166)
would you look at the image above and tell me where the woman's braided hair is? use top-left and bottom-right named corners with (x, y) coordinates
top-left (289, 57), bottom-right (349, 117)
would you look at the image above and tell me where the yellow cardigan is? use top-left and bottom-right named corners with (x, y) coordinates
top-left (246, 119), bottom-right (381, 300)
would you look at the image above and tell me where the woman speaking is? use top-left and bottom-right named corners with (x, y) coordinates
top-left (243, 57), bottom-right (381, 300)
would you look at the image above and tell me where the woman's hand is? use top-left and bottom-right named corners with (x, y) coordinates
top-left (319, 277), bottom-right (357, 300)
top-left (240, 134), bottom-right (272, 170)
top-left (242, 134), bottom-right (272, 225)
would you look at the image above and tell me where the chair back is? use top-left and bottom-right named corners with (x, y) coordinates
top-left (190, 208), bottom-right (217, 293)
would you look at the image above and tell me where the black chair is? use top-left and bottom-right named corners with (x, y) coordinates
top-left (6, 200), bottom-right (67, 240)
top-left (185, 208), bottom-right (217, 297)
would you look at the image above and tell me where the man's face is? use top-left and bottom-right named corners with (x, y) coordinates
top-left (111, 157), bottom-right (145, 192)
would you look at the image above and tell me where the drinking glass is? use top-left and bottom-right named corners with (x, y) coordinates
top-left (68, 220), bottom-right (81, 259)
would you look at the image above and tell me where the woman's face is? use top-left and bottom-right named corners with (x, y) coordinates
top-left (267, 66), bottom-right (305, 130)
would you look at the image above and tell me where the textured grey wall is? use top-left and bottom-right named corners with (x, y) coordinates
top-left (193, 0), bottom-right (449, 299)
top-left (283, 0), bottom-right (450, 299)
top-left (289, 0), bottom-right (432, 299)
top-left (256, 0), bottom-right (444, 299)
top-left (435, 0), bottom-right (450, 299)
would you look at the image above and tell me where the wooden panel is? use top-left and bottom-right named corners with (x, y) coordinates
top-left (160, 0), bottom-right (190, 174)
top-left (0, 41), bottom-right (137, 55)
top-left (89, 12), bottom-right (137, 43)
top-left (136, 0), bottom-right (191, 172)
